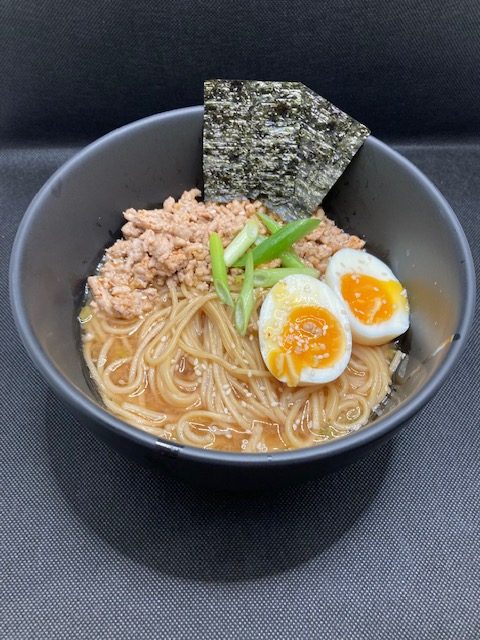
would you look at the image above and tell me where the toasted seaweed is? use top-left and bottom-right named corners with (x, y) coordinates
top-left (247, 81), bottom-right (304, 214)
top-left (203, 80), bottom-right (370, 218)
top-left (203, 80), bottom-right (251, 201)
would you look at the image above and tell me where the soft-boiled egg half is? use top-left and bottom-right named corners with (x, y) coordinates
top-left (258, 275), bottom-right (352, 387)
top-left (325, 248), bottom-right (409, 346)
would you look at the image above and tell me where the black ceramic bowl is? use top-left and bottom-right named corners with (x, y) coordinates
top-left (10, 107), bottom-right (475, 489)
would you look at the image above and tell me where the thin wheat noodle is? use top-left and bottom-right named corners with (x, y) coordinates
top-left (81, 286), bottom-right (396, 452)
top-left (99, 316), bottom-right (144, 336)
top-left (245, 422), bottom-right (263, 452)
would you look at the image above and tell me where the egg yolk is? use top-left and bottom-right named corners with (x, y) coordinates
top-left (267, 305), bottom-right (345, 386)
top-left (341, 273), bottom-right (405, 325)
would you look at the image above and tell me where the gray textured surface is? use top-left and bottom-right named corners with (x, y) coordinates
top-left (1, 142), bottom-right (479, 638)
top-left (2, 0), bottom-right (480, 142)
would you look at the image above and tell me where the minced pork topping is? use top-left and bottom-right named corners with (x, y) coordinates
top-left (88, 189), bottom-right (364, 319)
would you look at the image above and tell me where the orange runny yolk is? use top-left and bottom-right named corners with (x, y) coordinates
top-left (267, 305), bottom-right (345, 386)
top-left (341, 273), bottom-right (405, 324)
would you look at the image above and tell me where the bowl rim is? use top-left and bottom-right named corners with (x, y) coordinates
top-left (9, 106), bottom-right (477, 468)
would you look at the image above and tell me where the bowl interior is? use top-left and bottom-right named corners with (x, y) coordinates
top-left (11, 107), bottom-right (474, 454)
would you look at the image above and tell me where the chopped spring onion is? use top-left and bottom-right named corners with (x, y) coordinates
top-left (224, 219), bottom-right (259, 267)
top-left (234, 218), bottom-right (320, 267)
top-left (234, 251), bottom-right (254, 335)
top-left (279, 249), bottom-right (306, 269)
top-left (78, 305), bottom-right (93, 323)
top-left (256, 209), bottom-right (283, 234)
top-left (256, 209), bottom-right (305, 268)
top-left (253, 267), bottom-right (319, 288)
top-left (209, 232), bottom-right (233, 307)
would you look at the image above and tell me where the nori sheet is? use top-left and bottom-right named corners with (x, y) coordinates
top-left (203, 80), bottom-right (370, 219)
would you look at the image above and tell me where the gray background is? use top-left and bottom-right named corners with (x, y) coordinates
top-left (1, 1), bottom-right (479, 638)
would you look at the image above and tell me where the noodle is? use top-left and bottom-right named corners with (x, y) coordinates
top-left (81, 286), bottom-right (395, 452)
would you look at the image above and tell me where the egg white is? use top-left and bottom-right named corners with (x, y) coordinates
top-left (324, 248), bottom-right (409, 346)
top-left (258, 275), bottom-right (352, 386)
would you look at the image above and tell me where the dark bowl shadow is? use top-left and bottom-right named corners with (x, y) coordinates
top-left (44, 391), bottom-right (394, 582)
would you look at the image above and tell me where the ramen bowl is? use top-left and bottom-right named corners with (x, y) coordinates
top-left (10, 107), bottom-right (475, 489)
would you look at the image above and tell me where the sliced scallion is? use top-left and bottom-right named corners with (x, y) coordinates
top-left (234, 251), bottom-right (254, 335)
top-left (209, 232), bottom-right (233, 307)
top-left (78, 305), bottom-right (93, 324)
top-left (234, 218), bottom-right (320, 267)
top-left (256, 209), bottom-right (281, 234)
top-left (253, 267), bottom-right (319, 288)
top-left (256, 209), bottom-right (307, 268)
top-left (279, 249), bottom-right (306, 269)
top-left (224, 219), bottom-right (259, 267)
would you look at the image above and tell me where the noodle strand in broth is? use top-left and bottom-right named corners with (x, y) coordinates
top-left (81, 286), bottom-right (395, 452)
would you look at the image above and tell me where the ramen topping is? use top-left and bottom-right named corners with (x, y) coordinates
top-left (88, 189), bottom-right (364, 319)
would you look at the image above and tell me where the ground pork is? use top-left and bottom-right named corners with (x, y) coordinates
top-left (88, 188), bottom-right (364, 319)
top-left (295, 208), bottom-right (365, 271)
